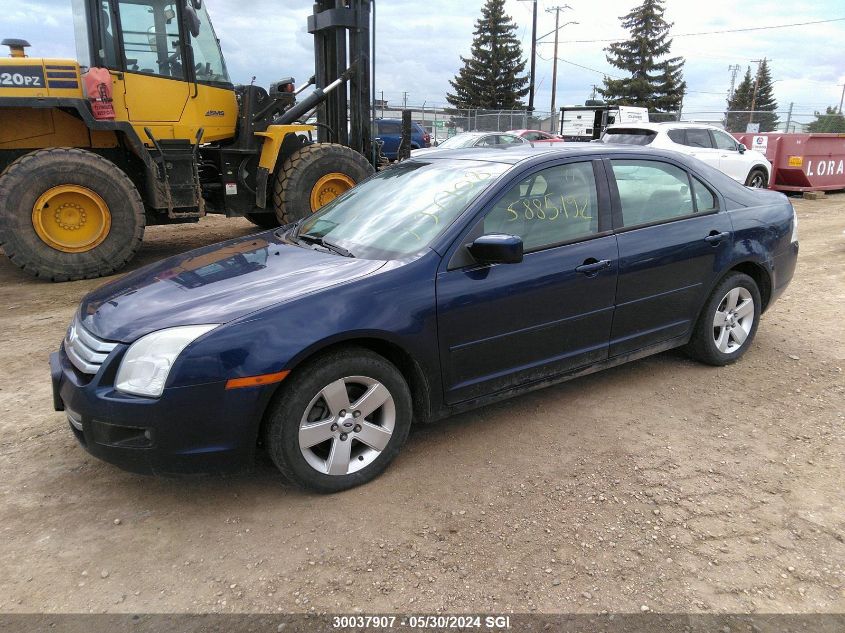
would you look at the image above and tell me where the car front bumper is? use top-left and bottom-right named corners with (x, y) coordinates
top-left (51, 347), bottom-right (270, 475)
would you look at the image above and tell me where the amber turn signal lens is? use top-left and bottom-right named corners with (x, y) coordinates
top-left (225, 370), bottom-right (290, 390)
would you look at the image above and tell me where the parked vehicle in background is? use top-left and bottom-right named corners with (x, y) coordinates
top-left (52, 144), bottom-right (798, 492)
top-left (601, 122), bottom-right (772, 187)
top-left (559, 105), bottom-right (649, 141)
top-left (411, 132), bottom-right (526, 157)
top-left (508, 129), bottom-right (564, 143)
top-left (375, 119), bottom-right (430, 160)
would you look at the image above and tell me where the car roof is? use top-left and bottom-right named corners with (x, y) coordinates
top-left (409, 143), bottom-right (698, 165)
top-left (407, 143), bottom-right (766, 208)
top-left (606, 122), bottom-right (727, 131)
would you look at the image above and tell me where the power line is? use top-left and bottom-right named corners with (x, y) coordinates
top-left (543, 16), bottom-right (845, 44)
top-left (535, 51), bottom-right (731, 96)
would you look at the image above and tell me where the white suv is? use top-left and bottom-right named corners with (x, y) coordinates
top-left (601, 122), bottom-right (772, 188)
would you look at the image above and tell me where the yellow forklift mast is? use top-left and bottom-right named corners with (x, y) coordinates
top-left (0, 0), bottom-right (374, 281)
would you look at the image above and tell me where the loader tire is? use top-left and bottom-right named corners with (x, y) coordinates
top-left (273, 143), bottom-right (374, 225)
top-left (0, 148), bottom-right (145, 282)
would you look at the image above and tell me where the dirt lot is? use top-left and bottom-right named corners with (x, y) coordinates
top-left (0, 196), bottom-right (842, 616)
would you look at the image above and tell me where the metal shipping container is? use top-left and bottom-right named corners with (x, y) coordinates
top-left (733, 132), bottom-right (845, 193)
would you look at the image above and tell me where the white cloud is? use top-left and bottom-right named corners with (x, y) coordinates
top-left (5, 0), bottom-right (844, 125)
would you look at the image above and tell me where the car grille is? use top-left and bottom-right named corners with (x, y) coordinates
top-left (64, 318), bottom-right (117, 375)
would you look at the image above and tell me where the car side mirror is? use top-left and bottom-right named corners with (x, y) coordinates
top-left (467, 234), bottom-right (523, 265)
top-left (738, 143), bottom-right (746, 154)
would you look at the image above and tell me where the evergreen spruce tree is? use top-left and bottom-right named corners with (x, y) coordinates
top-left (807, 106), bottom-right (845, 133)
top-left (725, 67), bottom-right (754, 132)
top-left (750, 59), bottom-right (779, 132)
top-left (599, 0), bottom-right (686, 112)
top-left (446, 0), bottom-right (529, 112)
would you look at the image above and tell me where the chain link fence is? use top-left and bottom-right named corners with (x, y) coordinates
top-left (374, 104), bottom-right (831, 145)
top-left (375, 105), bottom-right (554, 143)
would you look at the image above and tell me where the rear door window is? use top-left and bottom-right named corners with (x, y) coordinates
top-left (684, 128), bottom-right (713, 148)
top-left (692, 176), bottom-right (718, 212)
top-left (378, 121), bottom-right (401, 135)
top-left (610, 160), bottom-right (694, 227)
top-left (667, 129), bottom-right (686, 144)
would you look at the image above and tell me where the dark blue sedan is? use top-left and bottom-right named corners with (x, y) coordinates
top-left (51, 145), bottom-right (799, 492)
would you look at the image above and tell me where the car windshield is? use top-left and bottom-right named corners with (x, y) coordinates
top-left (294, 160), bottom-right (509, 260)
top-left (437, 134), bottom-right (481, 149)
top-left (601, 128), bottom-right (657, 145)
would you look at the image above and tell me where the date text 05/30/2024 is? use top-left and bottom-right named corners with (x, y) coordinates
top-left (332, 615), bottom-right (512, 629)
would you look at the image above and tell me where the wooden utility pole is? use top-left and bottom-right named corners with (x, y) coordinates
top-left (518, 0), bottom-right (538, 112)
top-left (546, 5), bottom-right (572, 134)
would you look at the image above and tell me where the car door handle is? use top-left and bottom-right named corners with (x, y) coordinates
top-left (704, 231), bottom-right (731, 244)
top-left (575, 259), bottom-right (611, 275)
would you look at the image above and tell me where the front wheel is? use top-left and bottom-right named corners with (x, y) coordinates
top-left (745, 168), bottom-right (768, 188)
top-left (264, 347), bottom-right (412, 493)
top-left (272, 143), bottom-right (374, 225)
top-left (0, 148), bottom-right (145, 281)
top-left (686, 272), bottom-right (761, 366)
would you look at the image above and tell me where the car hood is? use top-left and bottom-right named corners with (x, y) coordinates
top-left (79, 231), bottom-right (386, 343)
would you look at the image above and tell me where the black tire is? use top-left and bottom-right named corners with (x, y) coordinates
top-left (272, 143), bottom-right (374, 225)
top-left (745, 167), bottom-right (768, 188)
top-left (243, 212), bottom-right (280, 229)
top-left (686, 272), bottom-right (762, 366)
top-left (0, 148), bottom-right (145, 281)
top-left (264, 347), bottom-right (412, 493)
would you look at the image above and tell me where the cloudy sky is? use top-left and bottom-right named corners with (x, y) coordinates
top-left (6, 0), bottom-right (845, 124)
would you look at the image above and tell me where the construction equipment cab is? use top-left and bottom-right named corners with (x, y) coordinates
top-left (0, 0), bottom-right (373, 281)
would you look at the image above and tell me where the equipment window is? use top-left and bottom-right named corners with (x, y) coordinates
top-left (117, 0), bottom-right (184, 79)
top-left (483, 162), bottom-right (599, 251)
top-left (190, 2), bottom-right (231, 84)
top-left (610, 160), bottom-right (694, 227)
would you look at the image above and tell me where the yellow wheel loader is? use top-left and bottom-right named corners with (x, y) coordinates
top-left (0, 0), bottom-right (374, 281)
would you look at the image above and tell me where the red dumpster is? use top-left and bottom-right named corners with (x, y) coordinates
top-left (732, 132), bottom-right (845, 192)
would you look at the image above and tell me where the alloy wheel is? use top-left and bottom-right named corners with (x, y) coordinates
top-left (298, 376), bottom-right (396, 476)
top-left (713, 287), bottom-right (755, 354)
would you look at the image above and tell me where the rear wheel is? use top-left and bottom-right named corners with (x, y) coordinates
top-left (686, 272), bottom-right (761, 366)
top-left (272, 143), bottom-right (373, 225)
top-left (0, 148), bottom-right (145, 281)
top-left (264, 347), bottom-right (412, 493)
top-left (745, 168), bottom-right (768, 188)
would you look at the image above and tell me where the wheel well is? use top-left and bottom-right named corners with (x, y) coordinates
top-left (751, 164), bottom-right (769, 177)
top-left (730, 261), bottom-right (772, 311)
top-left (258, 337), bottom-right (433, 447)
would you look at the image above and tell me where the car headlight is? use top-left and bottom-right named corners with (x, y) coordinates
top-left (791, 207), bottom-right (799, 244)
top-left (115, 325), bottom-right (219, 398)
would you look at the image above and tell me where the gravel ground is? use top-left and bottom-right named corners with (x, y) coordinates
top-left (0, 195), bottom-right (842, 615)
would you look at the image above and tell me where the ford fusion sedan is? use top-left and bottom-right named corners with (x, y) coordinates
top-left (601, 122), bottom-right (772, 188)
top-left (52, 144), bottom-right (798, 492)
